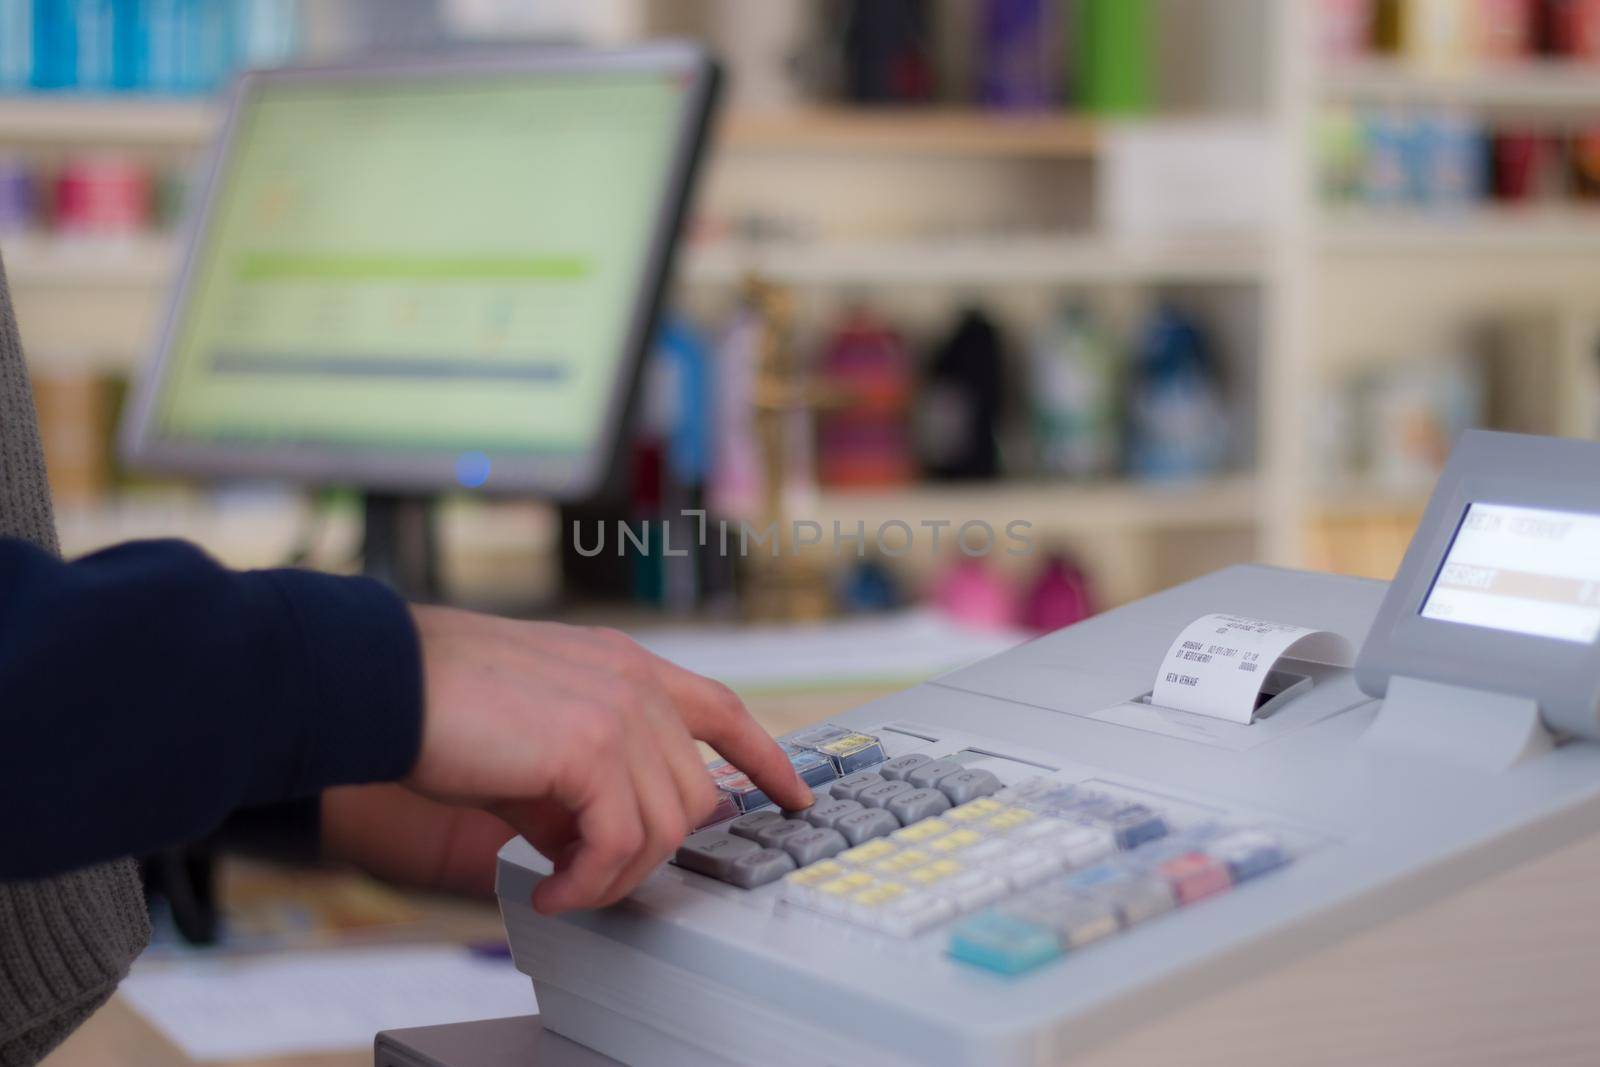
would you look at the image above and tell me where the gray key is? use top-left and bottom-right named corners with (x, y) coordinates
top-left (835, 807), bottom-right (900, 846)
top-left (937, 768), bottom-right (1002, 805)
top-left (857, 778), bottom-right (914, 810)
top-left (887, 786), bottom-right (951, 825)
top-left (879, 753), bottom-right (932, 781)
top-left (782, 827), bottom-right (848, 867)
top-left (803, 797), bottom-right (863, 830)
top-left (905, 758), bottom-right (965, 790)
top-left (830, 771), bottom-right (885, 802)
top-left (727, 809), bottom-right (787, 842)
top-left (674, 831), bottom-right (761, 880)
top-left (754, 819), bottom-right (813, 849)
top-left (724, 847), bottom-right (796, 888)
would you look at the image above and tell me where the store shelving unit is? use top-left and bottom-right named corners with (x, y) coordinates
top-left (1299, 8), bottom-right (1600, 577)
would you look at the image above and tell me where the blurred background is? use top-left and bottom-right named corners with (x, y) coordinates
top-left (5, 0), bottom-right (1600, 632)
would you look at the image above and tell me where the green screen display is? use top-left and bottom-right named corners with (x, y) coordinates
top-left (154, 70), bottom-right (687, 458)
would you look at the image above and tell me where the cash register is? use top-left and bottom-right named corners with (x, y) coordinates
top-left (378, 429), bottom-right (1600, 1065)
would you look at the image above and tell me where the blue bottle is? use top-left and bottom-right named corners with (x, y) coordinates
top-left (1126, 304), bottom-right (1228, 481)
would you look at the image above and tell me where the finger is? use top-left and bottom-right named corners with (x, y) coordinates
top-left (651, 663), bottom-right (809, 811)
top-left (529, 774), bottom-right (642, 915)
top-left (598, 726), bottom-right (689, 905)
top-left (647, 705), bottom-right (721, 828)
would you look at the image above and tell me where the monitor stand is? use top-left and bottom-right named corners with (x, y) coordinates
top-left (361, 492), bottom-right (441, 603)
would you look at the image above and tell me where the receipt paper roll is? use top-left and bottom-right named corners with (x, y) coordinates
top-left (1151, 613), bottom-right (1354, 724)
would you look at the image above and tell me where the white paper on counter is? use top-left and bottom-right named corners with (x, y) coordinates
top-left (120, 945), bottom-right (533, 1061)
top-left (1150, 613), bottom-right (1353, 724)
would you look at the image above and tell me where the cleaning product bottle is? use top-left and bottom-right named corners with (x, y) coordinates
top-left (918, 307), bottom-right (1005, 481)
top-left (816, 305), bottom-right (917, 488)
top-left (1019, 552), bottom-right (1094, 633)
top-left (1126, 303), bottom-right (1229, 480)
top-left (978, 0), bottom-right (1061, 110)
top-left (1029, 303), bottom-right (1121, 480)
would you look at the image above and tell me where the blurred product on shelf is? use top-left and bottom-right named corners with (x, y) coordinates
top-left (1568, 124), bottom-right (1600, 197)
top-left (0, 0), bottom-right (299, 95)
top-left (0, 157), bottom-right (31, 233)
top-left (31, 367), bottom-right (117, 504)
top-left (1491, 126), bottom-right (1565, 202)
top-left (1323, 0), bottom-right (1600, 66)
top-left (53, 155), bottom-right (151, 235)
top-left (1018, 551), bottom-right (1093, 633)
top-left (814, 305), bottom-right (916, 488)
top-left (836, 557), bottom-right (904, 614)
top-left (977, 0), bottom-right (1062, 111)
top-left (706, 0), bottom-right (811, 110)
top-left (1321, 348), bottom-right (1485, 492)
top-left (1126, 303), bottom-right (1228, 482)
top-left (931, 556), bottom-right (1015, 630)
top-left (840, 0), bottom-right (936, 104)
top-left (1317, 104), bottom-right (1600, 209)
top-left (917, 306), bottom-right (1004, 482)
top-left (1076, 0), bottom-right (1151, 114)
top-left (1028, 303), bottom-right (1121, 480)
top-left (0, 154), bottom-right (188, 234)
top-left (708, 297), bottom-right (765, 520)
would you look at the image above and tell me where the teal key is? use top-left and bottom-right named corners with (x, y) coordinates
top-left (947, 911), bottom-right (1062, 976)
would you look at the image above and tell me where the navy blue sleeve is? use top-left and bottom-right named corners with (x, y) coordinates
top-left (0, 537), bottom-right (423, 879)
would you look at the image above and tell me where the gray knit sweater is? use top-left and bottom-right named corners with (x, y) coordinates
top-left (0, 253), bottom-right (151, 1064)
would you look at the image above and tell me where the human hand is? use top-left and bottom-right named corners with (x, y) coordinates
top-left (405, 606), bottom-right (810, 915)
top-left (321, 782), bottom-right (513, 898)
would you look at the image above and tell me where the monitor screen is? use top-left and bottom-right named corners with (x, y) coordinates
top-left (1420, 502), bottom-right (1600, 644)
top-left (131, 51), bottom-right (706, 492)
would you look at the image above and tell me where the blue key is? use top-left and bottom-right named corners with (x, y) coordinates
top-left (948, 911), bottom-right (1062, 976)
top-left (1210, 830), bottom-right (1288, 882)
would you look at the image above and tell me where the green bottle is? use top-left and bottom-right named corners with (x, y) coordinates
top-left (1078, 0), bottom-right (1152, 115)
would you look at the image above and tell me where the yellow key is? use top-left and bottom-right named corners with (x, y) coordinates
top-left (785, 860), bottom-right (844, 887)
top-left (946, 798), bottom-right (1004, 823)
top-left (891, 818), bottom-right (951, 845)
top-left (851, 882), bottom-right (908, 909)
top-left (906, 858), bottom-right (964, 886)
top-left (873, 848), bottom-right (931, 874)
top-left (818, 733), bottom-right (877, 757)
top-left (838, 839), bottom-right (897, 866)
top-left (929, 829), bottom-right (983, 854)
top-left (818, 871), bottom-right (876, 898)
top-left (983, 808), bottom-right (1037, 833)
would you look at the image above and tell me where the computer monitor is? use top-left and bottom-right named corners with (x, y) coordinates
top-left (122, 43), bottom-right (719, 500)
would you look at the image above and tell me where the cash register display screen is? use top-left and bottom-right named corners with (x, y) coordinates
top-left (1420, 502), bottom-right (1600, 644)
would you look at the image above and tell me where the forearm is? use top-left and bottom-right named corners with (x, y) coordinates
top-left (0, 537), bottom-right (422, 878)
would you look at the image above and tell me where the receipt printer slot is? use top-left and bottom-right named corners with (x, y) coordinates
top-left (1139, 666), bottom-right (1313, 721)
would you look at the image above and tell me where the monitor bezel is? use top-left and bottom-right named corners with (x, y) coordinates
top-left (1353, 430), bottom-right (1600, 739)
top-left (120, 42), bottom-right (719, 500)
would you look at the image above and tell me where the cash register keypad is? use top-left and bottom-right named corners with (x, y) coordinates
top-left (675, 722), bottom-right (1295, 977)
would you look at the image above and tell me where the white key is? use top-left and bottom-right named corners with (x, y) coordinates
top-left (879, 893), bottom-right (957, 937)
top-left (961, 838), bottom-right (1010, 865)
top-left (997, 847), bottom-right (1064, 889)
top-left (941, 870), bottom-right (1009, 912)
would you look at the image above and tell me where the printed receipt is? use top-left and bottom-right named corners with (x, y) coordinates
top-left (1151, 613), bottom-right (1354, 724)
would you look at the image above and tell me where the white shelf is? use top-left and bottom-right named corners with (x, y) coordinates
top-left (683, 235), bottom-right (1268, 287)
top-left (0, 95), bottom-right (220, 145)
top-left (813, 477), bottom-right (1260, 535)
top-left (1321, 59), bottom-right (1600, 109)
top-left (1, 233), bottom-right (178, 286)
top-left (1319, 208), bottom-right (1600, 254)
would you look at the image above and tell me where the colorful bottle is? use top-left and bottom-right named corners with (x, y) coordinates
top-left (931, 558), bottom-right (1015, 631)
top-left (815, 306), bottom-right (917, 488)
top-left (1029, 304), bottom-right (1121, 480)
top-left (978, 0), bottom-right (1060, 110)
top-left (1126, 304), bottom-right (1228, 481)
top-left (918, 307), bottom-right (1004, 481)
top-left (1078, 0), bottom-right (1151, 115)
top-left (1019, 553), bottom-right (1094, 633)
